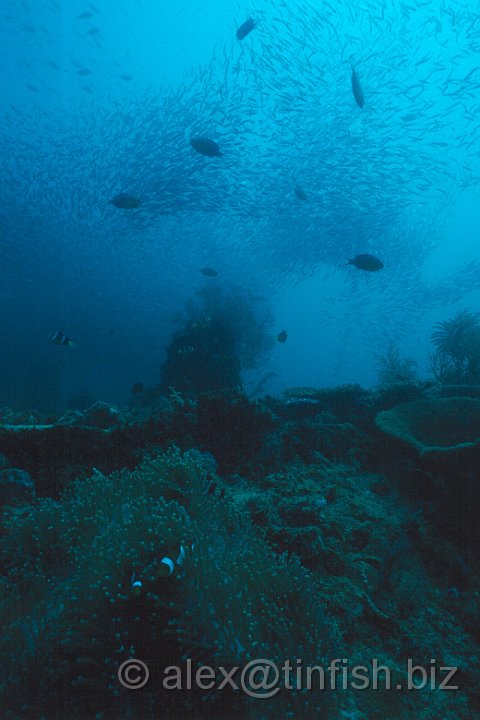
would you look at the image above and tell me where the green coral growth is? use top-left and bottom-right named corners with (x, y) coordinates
top-left (0, 448), bottom-right (337, 720)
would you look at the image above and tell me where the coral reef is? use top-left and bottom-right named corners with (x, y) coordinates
top-left (429, 309), bottom-right (480, 384)
top-left (375, 397), bottom-right (480, 454)
top-left (376, 341), bottom-right (419, 388)
top-left (1, 384), bottom-right (480, 719)
top-left (194, 392), bottom-right (276, 474)
top-left (0, 422), bottom-right (141, 497)
top-left (0, 448), bottom-right (338, 720)
top-left (0, 468), bottom-right (35, 507)
top-left (228, 459), bottom-right (480, 720)
top-left (375, 396), bottom-right (480, 554)
top-left (282, 384), bottom-right (371, 425)
top-left (160, 287), bottom-right (274, 395)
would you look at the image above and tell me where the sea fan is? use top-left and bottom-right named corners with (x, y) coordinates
top-left (430, 309), bottom-right (480, 384)
top-left (377, 341), bottom-right (418, 388)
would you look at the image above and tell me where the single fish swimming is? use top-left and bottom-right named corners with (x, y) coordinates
top-left (294, 185), bottom-right (308, 201)
top-left (236, 17), bottom-right (258, 40)
top-left (191, 137), bottom-right (221, 157)
top-left (351, 66), bottom-right (364, 108)
top-left (277, 330), bottom-right (288, 343)
top-left (109, 193), bottom-right (141, 209)
top-left (200, 266), bottom-right (218, 277)
top-left (347, 254), bottom-right (383, 271)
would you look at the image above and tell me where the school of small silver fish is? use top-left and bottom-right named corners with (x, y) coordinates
top-left (2, 0), bottom-right (480, 358)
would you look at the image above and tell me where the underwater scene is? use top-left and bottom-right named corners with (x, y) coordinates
top-left (2, 0), bottom-right (480, 718)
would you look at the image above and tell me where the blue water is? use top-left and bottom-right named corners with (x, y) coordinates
top-left (2, 0), bottom-right (480, 410)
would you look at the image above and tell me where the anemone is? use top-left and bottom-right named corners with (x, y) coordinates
top-left (0, 447), bottom-right (337, 720)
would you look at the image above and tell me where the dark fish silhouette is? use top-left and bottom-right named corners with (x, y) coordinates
top-left (351, 66), bottom-right (364, 108)
top-left (200, 267), bottom-right (218, 277)
top-left (277, 330), bottom-right (288, 343)
top-left (294, 185), bottom-right (308, 200)
top-left (131, 382), bottom-right (144, 395)
top-left (236, 17), bottom-right (258, 40)
top-left (191, 137), bottom-right (221, 157)
top-left (347, 254), bottom-right (383, 271)
top-left (109, 193), bottom-right (141, 209)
